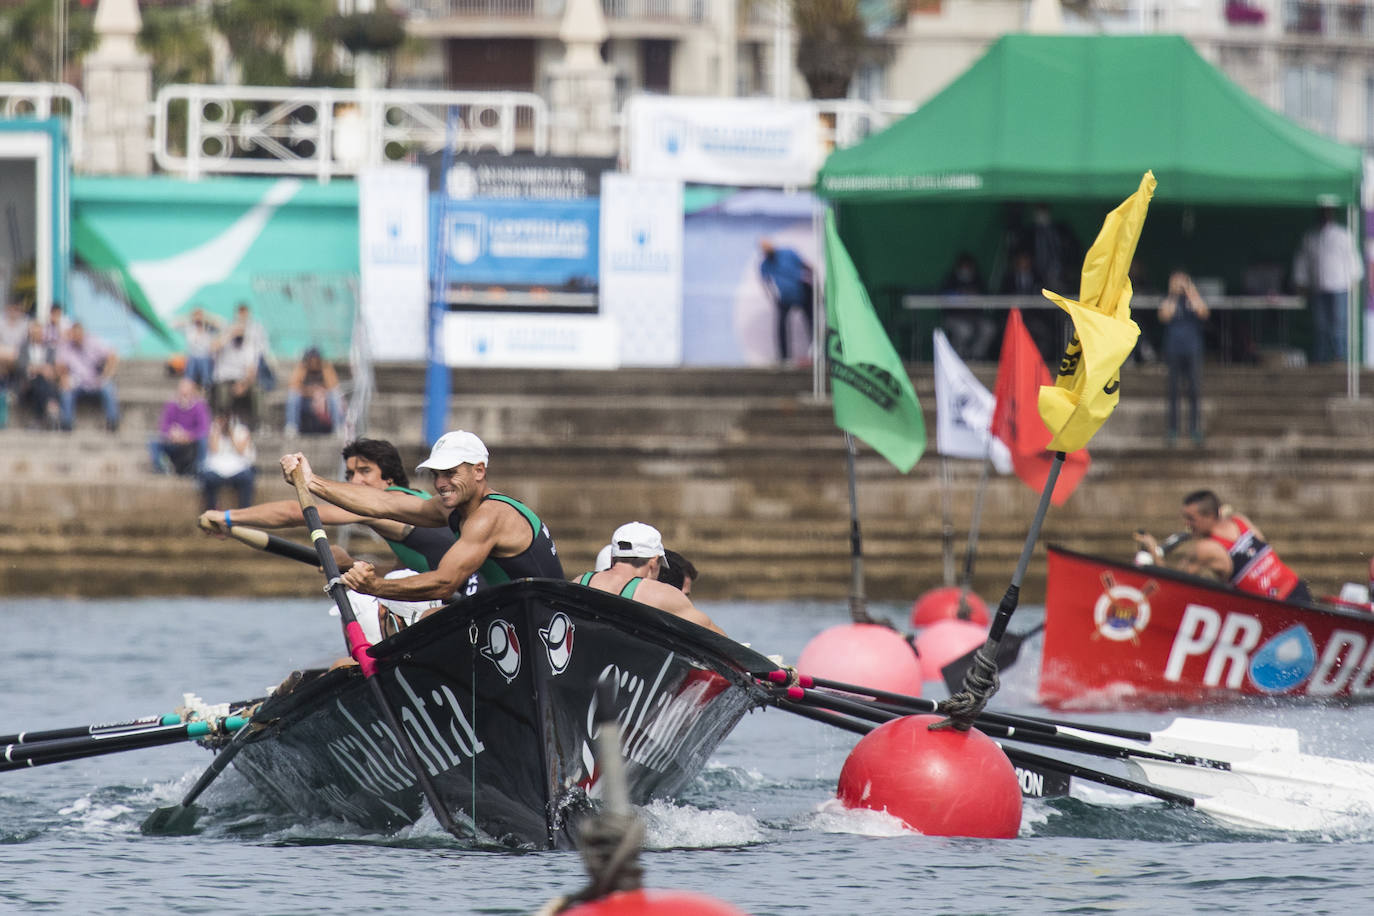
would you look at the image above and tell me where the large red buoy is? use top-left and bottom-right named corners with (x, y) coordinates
top-left (796, 623), bottom-right (922, 696)
top-left (913, 619), bottom-right (989, 683)
top-left (562, 889), bottom-right (748, 915)
top-left (910, 586), bottom-right (990, 628)
top-left (836, 714), bottom-right (1022, 838)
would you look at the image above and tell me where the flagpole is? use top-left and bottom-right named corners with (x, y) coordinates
top-left (939, 456), bottom-right (955, 587)
top-left (937, 451), bottom-right (1065, 730)
top-left (843, 432), bottom-right (868, 623)
top-left (961, 449), bottom-right (993, 588)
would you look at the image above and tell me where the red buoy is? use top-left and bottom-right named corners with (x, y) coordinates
top-left (796, 623), bottom-right (922, 696)
top-left (836, 714), bottom-right (1022, 838)
top-left (562, 889), bottom-right (748, 915)
top-left (910, 586), bottom-right (990, 628)
top-left (913, 619), bottom-right (989, 683)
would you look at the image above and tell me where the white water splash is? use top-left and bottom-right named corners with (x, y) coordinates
top-left (640, 799), bottom-right (763, 848)
top-left (808, 798), bottom-right (911, 837)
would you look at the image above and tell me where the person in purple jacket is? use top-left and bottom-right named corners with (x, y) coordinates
top-left (149, 377), bottom-right (211, 475)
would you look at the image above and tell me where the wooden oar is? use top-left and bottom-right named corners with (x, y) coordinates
top-left (288, 466), bottom-right (462, 838)
top-left (2, 716), bottom-right (247, 772)
top-left (142, 716), bottom-right (259, 834)
top-left (198, 516), bottom-right (320, 567)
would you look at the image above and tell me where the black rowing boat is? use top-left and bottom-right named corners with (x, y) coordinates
top-left (225, 578), bottom-right (773, 848)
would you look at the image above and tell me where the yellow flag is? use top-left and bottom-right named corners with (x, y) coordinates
top-left (1038, 171), bottom-right (1156, 452)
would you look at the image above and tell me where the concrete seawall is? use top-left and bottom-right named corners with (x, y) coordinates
top-left (2, 361), bottom-right (1371, 605)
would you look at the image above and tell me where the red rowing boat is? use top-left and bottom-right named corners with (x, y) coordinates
top-left (1039, 546), bottom-right (1374, 709)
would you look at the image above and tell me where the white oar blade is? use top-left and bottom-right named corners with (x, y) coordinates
top-left (1151, 717), bottom-right (1300, 760)
top-left (1128, 759), bottom-right (1372, 833)
top-left (1231, 751), bottom-right (1374, 795)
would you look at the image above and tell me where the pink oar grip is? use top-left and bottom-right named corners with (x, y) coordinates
top-left (344, 622), bottom-right (378, 678)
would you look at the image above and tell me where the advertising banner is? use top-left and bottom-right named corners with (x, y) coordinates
top-left (443, 312), bottom-right (619, 369)
top-left (625, 96), bottom-right (822, 188)
top-left (434, 196), bottom-right (599, 305)
top-left (599, 173), bottom-right (683, 367)
top-left (360, 166), bottom-right (428, 361)
top-left (421, 151), bottom-right (614, 200)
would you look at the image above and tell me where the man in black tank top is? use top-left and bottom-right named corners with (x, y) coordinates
top-left (282, 429), bottom-right (563, 603)
top-left (200, 438), bottom-right (460, 578)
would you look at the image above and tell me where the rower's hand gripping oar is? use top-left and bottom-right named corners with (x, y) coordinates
top-left (936, 451), bottom-right (1065, 731)
top-left (289, 465), bottom-right (463, 838)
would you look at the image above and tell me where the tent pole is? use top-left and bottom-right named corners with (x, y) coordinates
top-left (1348, 201), bottom-right (1360, 401)
top-left (814, 203), bottom-right (826, 399)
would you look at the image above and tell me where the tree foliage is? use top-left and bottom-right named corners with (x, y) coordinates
top-left (0, 0), bottom-right (96, 83)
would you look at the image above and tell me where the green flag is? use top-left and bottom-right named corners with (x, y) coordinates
top-left (823, 210), bottom-right (926, 473)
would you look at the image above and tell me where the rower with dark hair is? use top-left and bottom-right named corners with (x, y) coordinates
top-left (576, 523), bottom-right (723, 634)
top-left (200, 437), bottom-right (464, 588)
top-left (657, 548), bottom-right (698, 598)
top-left (1144, 489), bottom-right (1310, 602)
top-left (282, 429), bottom-right (563, 604)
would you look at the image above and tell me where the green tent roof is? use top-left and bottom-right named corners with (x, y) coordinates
top-left (818, 34), bottom-right (1363, 206)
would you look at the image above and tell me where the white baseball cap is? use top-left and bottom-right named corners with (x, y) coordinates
top-left (417, 430), bottom-right (489, 472)
top-left (594, 544), bottom-right (613, 572)
top-left (609, 522), bottom-right (668, 565)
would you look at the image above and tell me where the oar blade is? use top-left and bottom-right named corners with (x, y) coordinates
top-left (1192, 789), bottom-right (1358, 834)
top-left (1151, 717), bottom-right (1300, 759)
top-left (140, 803), bottom-right (206, 836)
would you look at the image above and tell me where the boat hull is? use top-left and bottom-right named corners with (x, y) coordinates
top-left (229, 578), bottom-right (772, 847)
top-left (1040, 547), bottom-right (1374, 709)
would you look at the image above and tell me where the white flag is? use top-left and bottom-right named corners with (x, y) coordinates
top-left (933, 329), bottom-right (1013, 473)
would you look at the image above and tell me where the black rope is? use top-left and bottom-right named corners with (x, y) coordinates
top-left (932, 639), bottom-right (1001, 731)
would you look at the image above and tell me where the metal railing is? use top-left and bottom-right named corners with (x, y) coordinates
top-left (152, 85), bottom-right (548, 180)
top-left (395, 0), bottom-right (566, 18)
top-left (601, 0), bottom-right (705, 22)
top-left (1282, 0), bottom-right (1374, 38)
top-left (0, 82), bottom-right (84, 165)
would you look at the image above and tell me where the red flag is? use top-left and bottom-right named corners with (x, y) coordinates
top-left (990, 310), bottom-right (1091, 506)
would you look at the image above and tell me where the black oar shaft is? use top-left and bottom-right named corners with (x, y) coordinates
top-left (0, 714), bottom-right (174, 747)
top-left (291, 468), bottom-right (461, 838)
top-left (999, 746), bottom-right (1196, 808)
top-left (2, 717), bottom-right (245, 771)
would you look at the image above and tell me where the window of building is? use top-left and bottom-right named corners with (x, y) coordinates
top-left (1282, 63), bottom-right (1337, 137)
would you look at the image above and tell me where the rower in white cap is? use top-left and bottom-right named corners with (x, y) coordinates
top-left (280, 429), bottom-right (564, 603)
top-left (575, 521), bottom-right (724, 635)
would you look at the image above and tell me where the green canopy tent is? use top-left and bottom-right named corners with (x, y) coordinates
top-left (816, 33), bottom-right (1365, 365)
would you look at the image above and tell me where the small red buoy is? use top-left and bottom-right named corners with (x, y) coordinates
top-left (796, 623), bottom-right (922, 696)
top-left (910, 586), bottom-right (990, 628)
top-left (561, 889), bottom-right (748, 915)
top-left (836, 714), bottom-right (1022, 838)
top-left (914, 618), bottom-right (989, 683)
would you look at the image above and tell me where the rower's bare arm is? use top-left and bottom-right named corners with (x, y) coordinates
top-left (279, 451), bottom-right (445, 528)
top-left (359, 515), bottom-right (498, 601)
top-left (647, 582), bottom-right (726, 636)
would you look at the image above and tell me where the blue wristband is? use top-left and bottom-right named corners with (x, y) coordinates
top-left (224, 510), bottom-right (233, 529)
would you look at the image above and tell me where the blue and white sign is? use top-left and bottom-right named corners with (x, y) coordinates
top-left (443, 313), bottom-right (619, 369)
top-left (625, 96), bottom-right (822, 188)
top-left (434, 197), bottom-right (600, 287)
top-left (360, 166), bottom-right (428, 360)
top-left (600, 173), bottom-right (683, 367)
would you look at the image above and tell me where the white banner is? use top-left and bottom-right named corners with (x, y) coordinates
top-left (443, 313), bottom-right (620, 369)
top-left (625, 96), bottom-right (822, 188)
top-left (933, 329), bottom-right (1012, 473)
top-left (359, 166), bottom-right (429, 360)
top-left (599, 173), bottom-right (683, 367)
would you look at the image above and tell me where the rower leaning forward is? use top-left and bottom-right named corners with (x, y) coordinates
top-left (280, 429), bottom-right (564, 605)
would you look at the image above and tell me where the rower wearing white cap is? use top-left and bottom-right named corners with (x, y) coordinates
top-left (280, 429), bottom-right (564, 603)
top-left (576, 522), bottom-right (724, 635)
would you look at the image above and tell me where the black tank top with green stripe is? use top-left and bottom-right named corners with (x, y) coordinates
top-left (383, 485), bottom-right (456, 573)
top-left (449, 493), bottom-right (564, 584)
top-left (576, 572), bottom-right (642, 599)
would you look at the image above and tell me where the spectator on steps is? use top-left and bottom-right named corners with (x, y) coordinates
top-left (14, 320), bottom-right (61, 428)
top-left (210, 321), bottom-right (261, 428)
top-left (56, 321), bottom-right (121, 432)
top-left (200, 412), bottom-right (256, 510)
top-left (149, 377), bottom-right (211, 475)
top-left (284, 347), bottom-right (343, 436)
top-left (171, 307), bottom-right (224, 389)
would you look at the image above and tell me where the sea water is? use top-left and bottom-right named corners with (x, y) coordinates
top-left (1, 596), bottom-right (1371, 915)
